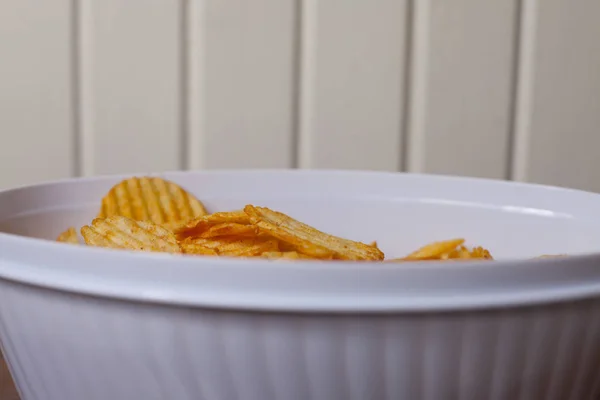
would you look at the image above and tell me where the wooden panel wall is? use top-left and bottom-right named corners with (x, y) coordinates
top-left (186, 0), bottom-right (297, 169)
top-left (77, 0), bottom-right (184, 176)
top-left (297, 0), bottom-right (408, 171)
top-left (0, 0), bottom-right (75, 188)
top-left (0, 0), bottom-right (599, 192)
top-left (511, 0), bottom-right (600, 191)
top-left (405, 0), bottom-right (518, 179)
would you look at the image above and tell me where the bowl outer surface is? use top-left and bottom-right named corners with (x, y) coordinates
top-left (1, 171), bottom-right (600, 400)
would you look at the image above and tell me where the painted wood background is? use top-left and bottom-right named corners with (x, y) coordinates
top-left (0, 0), bottom-right (599, 191)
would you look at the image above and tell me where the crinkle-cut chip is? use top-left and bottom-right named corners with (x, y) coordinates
top-left (261, 251), bottom-right (317, 260)
top-left (182, 236), bottom-right (279, 257)
top-left (199, 223), bottom-right (258, 239)
top-left (440, 245), bottom-right (471, 260)
top-left (441, 246), bottom-right (493, 260)
top-left (388, 243), bottom-right (493, 262)
top-left (243, 205), bottom-right (384, 261)
top-left (276, 240), bottom-right (333, 258)
top-left (98, 177), bottom-right (207, 229)
top-left (221, 239), bottom-right (279, 257)
top-left (469, 246), bottom-right (493, 260)
top-left (81, 216), bottom-right (181, 254)
top-left (180, 242), bottom-right (218, 256)
top-left (403, 238), bottom-right (465, 260)
top-left (277, 241), bottom-right (335, 259)
top-left (175, 210), bottom-right (251, 239)
top-left (56, 227), bottom-right (80, 244)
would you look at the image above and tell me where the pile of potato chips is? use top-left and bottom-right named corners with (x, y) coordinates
top-left (56, 176), bottom-right (495, 262)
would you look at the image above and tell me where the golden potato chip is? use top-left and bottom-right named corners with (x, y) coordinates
top-left (443, 246), bottom-right (493, 260)
top-left (98, 177), bottom-right (207, 230)
top-left (181, 236), bottom-right (279, 257)
top-left (387, 242), bottom-right (493, 262)
top-left (261, 251), bottom-right (317, 260)
top-left (440, 245), bottom-right (471, 260)
top-left (56, 227), bottom-right (80, 244)
top-left (180, 242), bottom-right (218, 256)
top-left (469, 246), bottom-right (493, 260)
top-left (175, 210), bottom-right (251, 239)
top-left (244, 205), bottom-right (384, 261)
top-left (199, 223), bottom-right (258, 239)
top-left (276, 242), bottom-right (335, 259)
top-left (369, 241), bottom-right (380, 250)
top-left (81, 216), bottom-right (181, 253)
top-left (403, 238), bottom-right (465, 260)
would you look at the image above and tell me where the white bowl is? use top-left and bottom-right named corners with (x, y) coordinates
top-left (0, 170), bottom-right (600, 400)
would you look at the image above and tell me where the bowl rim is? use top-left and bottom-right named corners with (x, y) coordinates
top-left (0, 167), bottom-right (590, 197)
top-left (1, 168), bottom-right (600, 313)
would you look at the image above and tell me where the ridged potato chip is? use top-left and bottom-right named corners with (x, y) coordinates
top-left (56, 227), bottom-right (80, 244)
top-left (198, 223), bottom-right (258, 239)
top-left (440, 245), bottom-right (470, 260)
top-left (180, 242), bottom-right (218, 256)
top-left (181, 236), bottom-right (279, 257)
top-left (244, 205), bottom-right (384, 261)
top-left (387, 240), bottom-right (493, 262)
top-left (81, 216), bottom-right (181, 253)
top-left (403, 238), bottom-right (465, 260)
top-left (98, 177), bottom-right (207, 230)
top-left (468, 246), bottom-right (493, 260)
top-left (175, 210), bottom-right (251, 239)
top-left (439, 246), bottom-right (493, 261)
top-left (261, 251), bottom-right (316, 260)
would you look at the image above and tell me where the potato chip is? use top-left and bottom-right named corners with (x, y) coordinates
top-left (56, 227), bottom-right (80, 244)
top-left (275, 241), bottom-right (335, 259)
top-left (180, 242), bottom-right (218, 256)
top-left (244, 205), bottom-right (384, 261)
top-left (387, 241), bottom-right (493, 262)
top-left (175, 210), bottom-right (251, 239)
top-left (261, 251), bottom-right (316, 260)
top-left (199, 223), bottom-right (258, 239)
top-left (403, 238), bottom-right (465, 260)
top-left (440, 245), bottom-right (471, 260)
top-left (98, 177), bottom-right (207, 230)
top-left (181, 236), bottom-right (279, 257)
top-left (469, 246), bottom-right (493, 260)
top-left (442, 245), bottom-right (493, 260)
top-left (81, 216), bottom-right (181, 253)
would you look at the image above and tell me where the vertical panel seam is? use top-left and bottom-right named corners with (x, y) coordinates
top-left (74, 0), bottom-right (94, 177)
top-left (179, 0), bottom-right (189, 170)
top-left (290, 0), bottom-right (303, 169)
top-left (399, 0), bottom-right (415, 172)
top-left (71, 0), bottom-right (82, 177)
top-left (296, 0), bottom-right (317, 169)
top-left (185, 0), bottom-right (205, 170)
top-left (403, 0), bottom-right (430, 173)
top-left (509, 0), bottom-right (538, 182)
top-left (505, 0), bottom-right (524, 180)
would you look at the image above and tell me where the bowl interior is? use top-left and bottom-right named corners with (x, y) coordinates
top-left (1, 170), bottom-right (600, 260)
